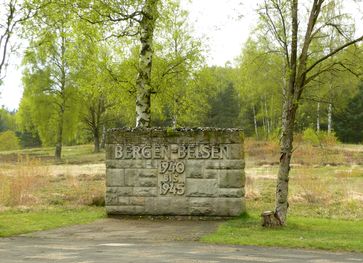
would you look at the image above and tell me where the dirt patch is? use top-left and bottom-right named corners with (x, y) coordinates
top-left (1, 163), bottom-right (105, 178)
top-left (47, 163), bottom-right (105, 177)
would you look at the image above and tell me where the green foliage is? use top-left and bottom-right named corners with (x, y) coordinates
top-left (302, 128), bottom-right (320, 146)
top-left (235, 38), bottom-right (282, 137)
top-left (302, 128), bottom-right (339, 146)
top-left (334, 82), bottom-right (363, 143)
top-left (318, 132), bottom-right (339, 146)
top-left (4, 0), bottom-right (362, 147)
top-left (16, 131), bottom-right (42, 148)
top-left (0, 108), bottom-right (17, 132)
top-left (0, 131), bottom-right (21, 151)
top-left (205, 82), bottom-right (241, 128)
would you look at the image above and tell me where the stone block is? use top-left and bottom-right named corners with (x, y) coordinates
top-left (106, 160), bottom-right (147, 169)
top-left (212, 198), bottom-right (244, 216)
top-left (124, 169), bottom-right (138, 186)
top-left (105, 144), bottom-right (114, 159)
top-left (228, 144), bottom-right (244, 159)
top-left (218, 188), bottom-right (244, 198)
top-left (189, 197), bottom-right (213, 215)
top-left (144, 160), bottom-right (157, 169)
top-left (139, 177), bottom-right (157, 187)
top-left (118, 197), bottom-right (130, 205)
top-left (130, 197), bottom-right (145, 206)
top-left (105, 194), bottom-right (118, 206)
top-left (204, 169), bottom-right (218, 179)
top-left (186, 179), bottom-right (217, 197)
top-left (124, 169), bottom-right (158, 187)
top-left (185, 160), bottom-right (204, 178)
top-left (189, 197), bottom-right (213, 207)
top-left (219, 170), bottom-right (243, 188)
top-left (106, 205), bottom-right (145, 215)
top-left (190, 206), bottom-right (213, 215)
top-left (145, 197), bottom-right (189, 215)
top-left (106, 187), bottom-right (133, 196)
top-left (133, 187), bottom-right (157, 197)
top-left (106, 169), bottom-right (125, 186)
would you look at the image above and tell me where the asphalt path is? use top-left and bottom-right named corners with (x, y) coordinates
top-left (0, 218), bottom-right (362, 263)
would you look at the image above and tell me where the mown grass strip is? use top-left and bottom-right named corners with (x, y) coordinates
top-left (0, 207), bottom-right (106, 237)
top-left (202, 213), bottom-right (363, 252)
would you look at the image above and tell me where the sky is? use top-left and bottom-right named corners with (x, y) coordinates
top-left (0, 0), bottom-right (260, 111)
top-left (0, 0), bottom-right (362, 111)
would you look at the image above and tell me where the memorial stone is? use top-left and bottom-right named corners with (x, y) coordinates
top-left (105, 128), bottom-right (245, 216)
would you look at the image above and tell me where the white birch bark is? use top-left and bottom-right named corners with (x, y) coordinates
top-left (328, 103), bottom-right (332, 133)
top-left (135, 0), bottom-right (159, 128)
top-left (253, 105), bottom-right (258, 139)
top-left (54, 32), bottom-right (67, 161)
top-left (317, 102), bottom-right (320, 132)
top-left (264, 96), bottom-right (270, 136)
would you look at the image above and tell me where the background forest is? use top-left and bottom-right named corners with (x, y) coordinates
top-left (0, 0), bottom-right (362, 155)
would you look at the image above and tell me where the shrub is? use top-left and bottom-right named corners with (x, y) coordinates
top-left (302, 128), bottom-right (320, 146)
top-left (302, 128), bottom-right (339, 147)
top-left (318, 131), bottom-right (339, 146)
top-left (0, 131), bottom-right (21, 151)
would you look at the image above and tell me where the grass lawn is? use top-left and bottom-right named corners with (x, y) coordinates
top-left (202, 212), bottom-right (363, 253)
top-left (0, 144), bottom-right (105, 164)
top-left (0, 207), bottom-right (106, 237)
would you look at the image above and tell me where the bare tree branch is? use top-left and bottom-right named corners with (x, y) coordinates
top-left (305, 35), bottom-right (363, 75)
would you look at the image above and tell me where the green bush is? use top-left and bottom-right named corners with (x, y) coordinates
top-left (302, 128), bottom-right (320, 146)
top-left (302, 128), bottom-right (339, 146)
top-left (318, 131), bottom-right (339, 146)
top-left (0, 131), bottom-right (21, 151)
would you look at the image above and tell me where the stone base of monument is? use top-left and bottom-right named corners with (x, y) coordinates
top-left (105, 128), bottom-right (246, 217)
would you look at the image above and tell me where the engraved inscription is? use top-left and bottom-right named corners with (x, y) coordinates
top-left (159, 161), bottom-right (185, 196)
top-left (160, 161), bottom-right (185, 174)
top-left (114, 144), bottom-right (229, 160)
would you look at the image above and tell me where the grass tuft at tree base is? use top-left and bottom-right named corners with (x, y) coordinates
top-left (0, 206), bottom-right (105, 237)
top-left (202, 212), bottom-right (363, 253)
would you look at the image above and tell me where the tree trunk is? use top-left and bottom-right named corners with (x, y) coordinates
top-left (94, 129), bottom-right (100, 153)
top-left (100, 125), bottom-right (106, 149)
top-left (172, 115), bottom-right (177, 128)
top-left (253, 105), bottom-right (258, 139)
top-left (316, 102), bottom-right (320, 132)
top-left (264, 96), bottom-right (270, 137)
top-left (261, 101), bottom-right (266, 137)
top-left (274, 99), bottom-right (297, 225)
top-left (135, 0), bottom-right (159, 128)
top-left (274, 0), bottom-right (298, 225)
top-left (328, 103), bottom-right (332, 133)
top-left (55, 29), bottom-right (67, 161)
top-left (55, 109), bottom-right (64, 161)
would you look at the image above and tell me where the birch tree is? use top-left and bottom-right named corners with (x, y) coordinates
top-left (258, 0), bottom-right (363, 225)
top-left (135, 0), bottom-right (159, 127)
top-left (0, 0), bottom-right (42, 83)
top-left (75, 0), bottom-right (161, 128)
top-left (151, 1), bottom-right (204, 127)
top-left (22, 0), bottom-right (80, 161)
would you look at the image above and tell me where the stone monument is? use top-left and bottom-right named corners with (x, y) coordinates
top-left (105, 128), bottom-right (245, 217)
